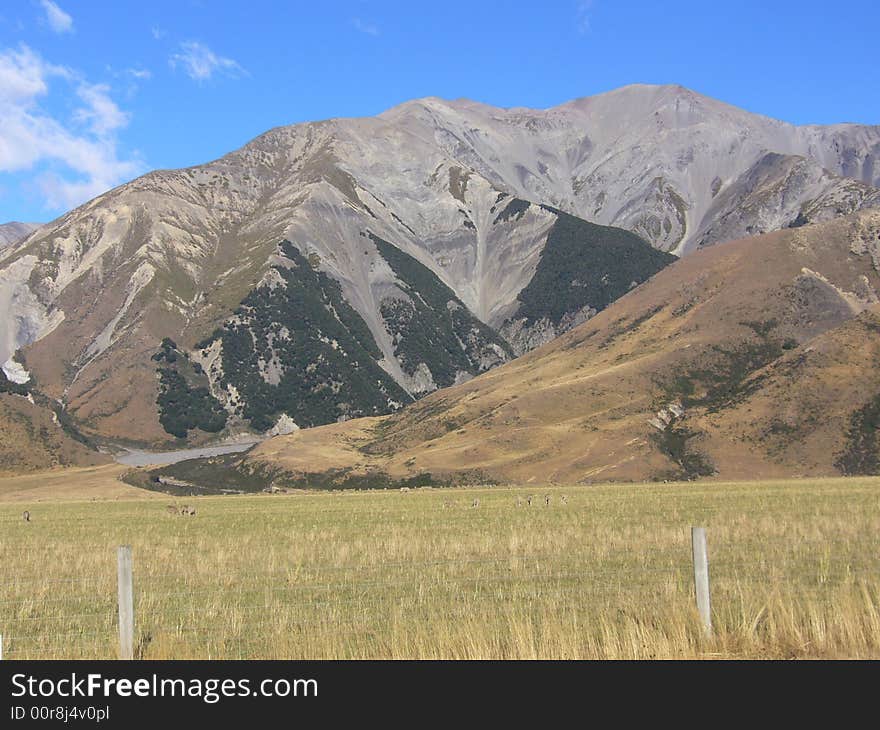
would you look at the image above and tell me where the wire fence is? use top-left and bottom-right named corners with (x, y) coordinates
top-left (2, 530), bottom-right (879, 660)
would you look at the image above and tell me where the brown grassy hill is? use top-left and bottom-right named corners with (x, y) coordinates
top-left (0, 393), bottom-right (110, 475)
top-left (242, 210), bottom-right (880, 485)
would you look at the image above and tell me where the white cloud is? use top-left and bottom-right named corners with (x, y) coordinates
top-left (73, 83), bottom-right (130, 135)
top-left (151, 26), bottom-right (166, 41)
top-left (0, 44), bottom-right (141, 211)
top-left (169, 41), bottom-right (246, 82)
top-left (0, 44), bottom-right (64, 102)
top-left (39, 0), bottom-right (73, 34)
top-left (352, 18), bottom-right (379, 36)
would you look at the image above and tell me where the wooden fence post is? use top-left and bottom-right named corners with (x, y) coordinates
top-left (691, 527), bottom-right (712, 635)
top-left (117, 546), bottom-right (134, 660)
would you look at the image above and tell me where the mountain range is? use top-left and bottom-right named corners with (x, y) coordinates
top-left (224, 209), bottom-right (880, 486)
top-left (1, 83), bottom-right (880, 472)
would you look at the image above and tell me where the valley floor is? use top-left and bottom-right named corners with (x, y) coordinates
top-left (0, 465), bottom-right (158, 503)
top-left (1, 475), bottom-right (878, 659)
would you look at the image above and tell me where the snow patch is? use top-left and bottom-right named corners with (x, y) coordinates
top-left (2, 358), bottom-right (30, 384)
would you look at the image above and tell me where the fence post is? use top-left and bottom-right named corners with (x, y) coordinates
top-left (117, 546), bottom-right (134, 660)
top-left (691, 527), bottom-right (712, 635)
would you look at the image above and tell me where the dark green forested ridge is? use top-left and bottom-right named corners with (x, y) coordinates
top-left (198, 240), bottom-right (410, 432)
top-left (371, 233), bottom-right (512, 388)
top-left (514, 207), bottom-right (675, 326)
top-left (154, 339), bottom-right (227, 439)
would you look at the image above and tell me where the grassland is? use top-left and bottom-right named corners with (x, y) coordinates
top-left (0, 465), bottom-right (155, 503)
top-left (1, 476), bottom-right (879, 660)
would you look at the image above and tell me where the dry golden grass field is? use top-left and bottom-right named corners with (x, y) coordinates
top-left (1, 474), bottom-right (879, 660)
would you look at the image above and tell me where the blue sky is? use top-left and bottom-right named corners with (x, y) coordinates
top-left (1, 0), bottom-right (878, 223)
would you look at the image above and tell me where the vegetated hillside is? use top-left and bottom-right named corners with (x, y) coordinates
top-left (1, 84), bottom-right (879, 451)
top-left (692, 309), bottom-right (880, 478)
top-left (500, 207), bottom-right (675, 353)
top-left (0, 191), bottom-right (666, 447)
top-left (236, 210), bottom-right (880, 486)
top-left (192, 240), bottom-right (412, 433)
top-left (0, 371), bottom-right (110, 475)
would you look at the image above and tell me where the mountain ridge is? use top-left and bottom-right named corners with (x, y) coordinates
top-left (1, 84), bottom-right (879, 451)
top-left (235, 210), bottom-right (880, 486)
